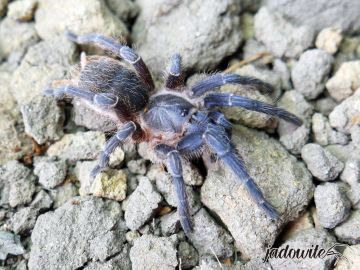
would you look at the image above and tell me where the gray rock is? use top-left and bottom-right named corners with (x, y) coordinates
top-left (127, 159), bottom-right (147, 175)
top-left (254, 7), bottom-right (314, 58)
top-left (0, 231), bottom-right (25, 260)
top-left (341, 160), bottom-right (360, 186)
top-left (160, 211), bottom-right (180, 236)
top-left (315, 27), bottom-right (343, 54)
top-left (178, 241), bottom-right (199, 269)
top-left (269, 228), bottom-right (336, 270)
top-left (105, 0), bottom-right (139, 22)
top-left (21, 96), bottom-right (65, 144)
top-left (315, 96), bottom-right (338, 117)
top-left (351, 125), bottom-right (360, 148)
top-left (0, 160), bottom-right (36, 207)
top-left (312, 113), bottom-right (348, 146)
top-left (124, 177), bottom-right (162, 230)
top-left (9, 206), bottom-right (39, 234)
top-left (49, 182), bottom-right (78, 208)
top-left (329, 88), bottom-right (360, 134)
top-left (34, 159), bottom-right (67, 189)
top-left (35, 0), bottom-right (128, 40)
top-left (264, 0), bottom-right (360, 34)
top-left (7, 0), bottom-right (37, 21)
top-left (326, 61), bottom-right (360, 102)
top-left (31, 190), bottom-right (53, 211)
top-left (314, 182), bottom-right (351, 229)
top-left (125, 231), bottom-right (140, 245)
top-left (280, 125), bottom-right (310, 155)
top-left (301, 143), bottom-right (344, 181)
top-left (28, 197), bottom-right (125, 270)
top-left (334, 210), bottom-right (360, 244)
top-left (334, 244), bottom-right (360, 270)
top-left (11, 36), bottom-right (77, 105)
top-left (129, 234), bottom-right (178, 270)
top-left (325, 143), bottom-right (360, 164)
top-left (188, 208), bottom-right (234, 258)
top-left (74, 160), bottom-right (98, 196)
top-left (201, 125), bottom-right (314, 258)
top-left (273, 59), bottom-right (291, 90)
top-left (47, 131), bottom-right (105, 162)
top-left (91, 169), bottom-right (127, 201)
top-left (291, 49), bottom-right (333, 100)
top-left (132, 0), bottom-right (242, 77)
top-left (0, 111), bottom-right (22, 165)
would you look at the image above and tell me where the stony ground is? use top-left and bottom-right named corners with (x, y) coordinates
top-left (0, 0), bottom-right (360, 269)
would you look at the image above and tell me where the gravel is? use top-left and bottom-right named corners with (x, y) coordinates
top-left (91, 169), bottom-right (127, 201)
top-left (334, 244), bottom-right (360, 270)
top-left (334, 210), bottom-right (360, 244)
top-left (34, 159), bottom-right (67, 189)
top-left (105, 0), bottom-right (139, 22)
top-left (9, 206), bottom-right (39, 234)
top-left (301, 143), bottom-right (344, 181)
top-left (314, 182), bottom-right (351, 229)
top-left (28, 197), bottom-right (125, 270)
top-left (49, 182), bottom-right (78, 208)
top-left (0, 111), bottom-right (22, 165)
top-left (7, 0), bottom-right (37, 21)
top-left (0, 231), bottom-right (25, 260)
top-left (291, 49), bottom-right (333, 100)
top-left (315, 27), bottom-right (343, 54)
top-left (160, 211), bottom-right (180, 236)
top-left (340, 160), bottom-right (360, 209)
top-left (312, 113), bottom-right (348, 146)
top-left (178, 241), bottom-right (199, 269)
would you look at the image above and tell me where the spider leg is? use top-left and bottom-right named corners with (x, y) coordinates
top-left (207, 111), bottom-right (232, 131)
top-left (66, 32), bottom-right (155, 91)
top-left (190, 73), bottom-right (274, 97)
top-left (45, 85), bottom-right (120, 108)
top-left (203, 123), bottom-right (279, 220)
top-left (91, 121), bottom-right (136, 177)
top-left (154, 144), bottom-right (192, 235)
top-left (204, 93), bottom-right (302, 126)
top-left (165, 54), bottom-right (184, 89)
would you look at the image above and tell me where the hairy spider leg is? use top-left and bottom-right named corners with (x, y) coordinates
top-left (44, 85), bottom-right (120, 109)
top-left (155, 144), bottom-right (192, 235)
top-left (203, 124), bottom-right (279, 220)
top-left (165, 54), bottom-right (184, 89)
top-left (66, 32), bottom-right (155, 91)
top-left (204, 93), bottom-right (303, 126)
top-left (91, 121), bottom-right (136, 177)
top-left (190, 73), bottom-right (275, 97)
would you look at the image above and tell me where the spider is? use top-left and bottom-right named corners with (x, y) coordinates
top-left (45, 32), bottom-right (302, 235)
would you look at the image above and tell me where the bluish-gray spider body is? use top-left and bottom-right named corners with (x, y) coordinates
top-left (45, 33), bottom-right (302, 235)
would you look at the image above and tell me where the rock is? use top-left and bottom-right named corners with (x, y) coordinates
top-left (74, 160), bottom-right (98, 196)
top-left (7, 0), bottom-right (37, 21)
top-left (0, 160), bottom-right (36, 207)
top-left (188, 208), bottom-right (234, 258)
top-left (264, 0), bottom-right (360, 34)
top-left (0, 231), bottom-right (25, 260)
top-left (254, 7), bottom-right (314, 58)
top-left (47, 131), bottom-right (105, 162)
top-left (0, 17), bottom-right (39, 60)
top-left (301, 143), bottom-right (344, 181)
top-left (127, 159), bottom-right (147, 175)
top-left (334, 244), bottom-right (360, 270)
top-left (240, 12), bottom-right (255, 40)
top-left (125, 231), bottom-right (140, 245)
top-left (312, 113), bottom-right (348, 146)
top-left (325, 144), bottom-right (360, 164)
top-left (326, 61), bottom-right (360, 102)
top-left (0, 111), bottom-right (22, 165)
top-left (21, 96), bottom-right (65, 144)
top-left (333, 36), bottom-right (360, 72)
top-left (334, 210), bottom-right (360, 244)
top-left (341, 160), bottom-right (360, 185)
top-left (178, 241), bottom-right (199, 269)
top-left (34, 159), bottom-right (67, 189)
top-left (9, 206), bottom-right (39, 234)
top-left (49, 182), bottom-right (78, 208)
top-left (0, 71), bottom-right (17, 115)
top-left (28, 197), bottom-right (126, 270)
top-left (124, 177), bottom-right (162, 230)
top-left (291, 49), bottom-right (333, 100)
top-left (31, 190), bottom-right (53, 211)
top-left (314, 182), bottom-right (351, 228)
top-left (279, 125), bottom-right (310, 155)
top-left (182, 163), bottom-right (203, 186)
top-left (329, 88), bottom-right (360, 134)
top-left (280, 212), bottom-right (314, 241)
top-left (316, 27), bottom-right (343, 54)
top-left (11, 36), bottom-right (77, 105)
top-left (160, 211), bottom-right (180, 236)
top-left (129, 234), bottom-right (178, 270)
top-left (132, 0), bottom-right (242, 77)
top-left (201, 125), bottom-right (314, 258)
top-left (35, 0), bottom-right (128, 40)
top-left (273, 59), bottom-right (291, 90)
top-left (0, 0), bottom-right (7, 17)
top-left (91, 169), bottom-right (127, 201)
top-left (268, 228), bottom-right (336, 270)
top-left (105, 0), bottom-right (139, 22)
top-left (315, 96), bottom-right (339, 117)
top-left (351, 125), bottom-right (360, 148)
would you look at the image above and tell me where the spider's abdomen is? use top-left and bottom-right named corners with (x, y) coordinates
top-left (78, 56), bottom-right (149, 116)
top-left (143, 94), bottom-right (194, 133)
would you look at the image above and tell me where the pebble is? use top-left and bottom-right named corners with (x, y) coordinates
top-left (178, 241), bottom-right (199, 269)
top-left (74, 160), bottom-right (97, 196)
top-left (49, 182), bottom-right (78, 208)
top-left (9, 206), bottom-right (39, 234)
top-left (0, 111), bottom-right (22, 165)
top-left (334, 210), bottom-right (360, 244)
top-left (0, 231), bottom-right (25, 260)
top-left (334, 244), bottom-right (360, 270)
top-left (7, 0), bottom-right (37, 21)
top-left (91, 169), bottom-right (127, 201)
top-left (105, 0), bottom-right (139, 22)
top-left (160, 211), bottom-right (180, 236)
top-left (312, 113), bottom-right (348, 146)
top-left (30, 190), bottom-right (53, 211)
top-left (34, 159), bottom-right (67, 189)
top-left (350, 125), bottom-right (360, 148)
top-left (314, 96), bottom-right (339, 116)
top-left (315, 27), bottom-right (343, 54)
top-left (127, 159), bottom-right (147, 175)
top-left (291, 49), bottom-right (333, 100)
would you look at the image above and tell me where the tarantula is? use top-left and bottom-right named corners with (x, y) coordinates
top-left (45, 32), bottom-right (302, 234)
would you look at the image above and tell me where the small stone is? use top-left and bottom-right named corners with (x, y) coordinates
top-left (178, 241), bottom-right (199, 269)
top-left (334, 210), bottom-right (360, 244)
top-left (0, 231), bottom-right (25, 260)
top-left (47, 131), bottom-right (105, 162)
top-left (124, 177), bottom-right (162, 230)
top-left (125, 231), bottom-right (140, 245)
top-left (105, 0), bottom-right (139, 22)
top-left (314, 182), bottom-right (351, 228)
top-left (91, 169), bottom-right (127, 201)
top-left (301, 143), bottom-right (344, 181)
top-left (326, 61), bottom-right (360, 102)
top-left (30, 190), bottom-right (53, 211)
top-left (9, 206), bottom-right (39, 234)
top-left (160, 211), bottom-right (180, 236)
top-left (325, 143), bottom-right (360, 164)
top-left (279, 125), bottom-right (310, 155)
top-left (21, 96), bottom-right (64, 144)
top-left (127, 159), bottom-right (147, 175)
top-left (316, 27), bottom-right (343, 54)
top-left (254, 7), bottom-right (314, 58)
top-left (280, 212), bottom-right (314, 241)
top-left (329, 88), bottom-right (360, 134)
top-left (312, 113), bottom-right (348, 146)
top-left (49, 182), bottom-right (78, 208)
top-left (334, 244), bottom-right (360, 270)
top-left (350, 125), bottom-right (360, 148)
top-left (34, 159), bottom-right (67, 189)
top-left (183, 163), bottom-right (203, 186)
top-left (7, 0), bottom-right (37, 21)
top-left (0, 111), bottom-right (22, 165)
top-left (315, 96), bottom-right (339, 116)
top-left (340, 160), bottom-right (360, 208)
top-left (188, 208), bottom-right (234, 258)
top-left (129, 234), bottom-right (178, 270)
top-left (291, 49), bottom-right (333, 100)
top-left (74, 160), bottom-right (97, 196)
top-left (273, 59), bottom-right (291, 90)
top-left (0, 0), bottom-right (7, 17)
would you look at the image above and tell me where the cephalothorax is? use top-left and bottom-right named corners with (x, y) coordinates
top-left (46, 32), bottom-right (302, 234)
